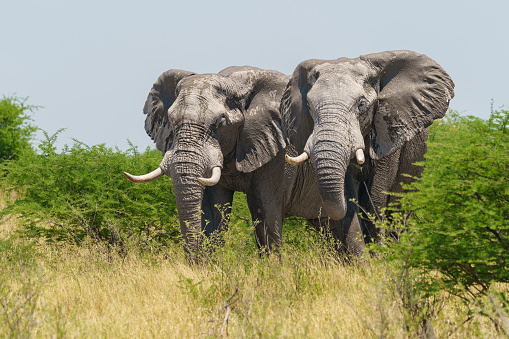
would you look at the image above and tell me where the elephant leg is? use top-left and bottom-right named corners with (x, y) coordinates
top-left (381, 130), bottom-right (429, 240)
top-left (247, 158), bottom-right (285, 254)
top-left (335, 168), bottom-right (365, 257)
top-left (201, 185), bottom-right (234, 236)
top-left (359, 148), bottom-right (401, 243)
top-left (388, 129), bottom-right (429, 206)
top-left (247, 194), bottom-right (284, 254)
top-left (359, 129), bottom-right (428, 244)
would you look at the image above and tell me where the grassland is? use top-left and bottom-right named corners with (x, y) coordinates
top-left (1, 205), bottom-right (505, 338)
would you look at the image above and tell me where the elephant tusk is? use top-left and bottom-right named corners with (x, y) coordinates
top-left (198, 167), bottom-right (221, 186)
top-left (355, 149), bottom-right (365, 165)
top-left (123, 168), bottom-right (164, 183)
top-left (285, 152), bottom-right (309, 166)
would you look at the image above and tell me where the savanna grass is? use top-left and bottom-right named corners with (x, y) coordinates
top-left (1, 213), bottom-right (505, 338)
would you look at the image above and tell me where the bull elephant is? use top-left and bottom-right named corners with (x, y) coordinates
top-left (281, 50), bottom-right (455, 244)
top-left (124, 66), bottom-right (289, 260)
top-left (124, 66), bottom-right (366, 260)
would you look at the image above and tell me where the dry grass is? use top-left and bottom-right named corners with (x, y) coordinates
top-left (0, 216), bottom-right (506, 338)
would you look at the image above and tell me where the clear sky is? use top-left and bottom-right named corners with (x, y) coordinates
top-left (2, 0), bottom-right (507, 151)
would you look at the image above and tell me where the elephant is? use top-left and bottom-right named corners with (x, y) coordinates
top-left (281, 50), bottom-right (455, 244)
top-left (123, 66), bottom-right (290, 259)
top-left (123, 65), bottom-right (366, 260)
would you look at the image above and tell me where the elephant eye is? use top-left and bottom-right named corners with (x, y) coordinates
top-left (309, 71), bottom-right (319, 84)
top-left (217, 114), bottom-right (229, 127)
top-left (358, 98), bottom-right (368, 113)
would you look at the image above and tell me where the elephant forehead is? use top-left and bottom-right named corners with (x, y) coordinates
top-left (315, 61), bottom-right (369, 80)
top-left (309, 75), bottom-right (364, 102)
top-left (169, 93), bottom-right (225, 123)
top-left (178, 74), bottom-right (223, 90)
top-left (177, 77), bottom-right (216, 94)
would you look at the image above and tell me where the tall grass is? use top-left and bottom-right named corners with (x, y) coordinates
top-left (0, 213), bottom-right (505, 338)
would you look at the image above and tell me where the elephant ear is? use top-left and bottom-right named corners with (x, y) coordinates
top-left (143, 69), bottom-right (195, 153)
top-left (223, 67), bottom-right (289, 173)
top-left (361, 50), bottom-right (455, 159)
top-left (281, 59), bottom-right (327, 153)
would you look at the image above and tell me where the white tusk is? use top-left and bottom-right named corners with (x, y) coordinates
top-left (355, 149), bottom-right (365, 165)
top-left (285, 152), bottom-right (309, 166)
top-left (198, 167), bottom-right (221, 186)
top-left (123, 168), bottom-right (163, 183)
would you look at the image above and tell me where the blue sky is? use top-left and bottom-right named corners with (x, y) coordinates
top-left (1, 0), bottom-right (507, 151)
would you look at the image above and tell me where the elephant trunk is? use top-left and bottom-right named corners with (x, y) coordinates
top-left (312, 132), bottom-right (350, 220)
top-left (310, 109), bottom-right (365, 220)
top-left (172, 181), bottom-right (205, 258)
top-left (162, 148), bottom-right (207, 259)
top-left (160, 133), bottom-right (223, 260)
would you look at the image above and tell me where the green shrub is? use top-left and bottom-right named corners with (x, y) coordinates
top-left (378, 107), bottom-right (509, 299)
top-left (0, 130), bottom-right (180, 249)
top-left (0, 96), bottom-right (38, 161)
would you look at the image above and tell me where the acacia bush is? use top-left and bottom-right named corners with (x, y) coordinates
top-left (369, 107), bottom-right (509, 334)
top-left (396, 108), bottom-right (508, 295)
top-left (362, 107), bottom-right (509, 336)
top-left (0, 96), bottom-right (38, 161)
top-left (0, 130), bottom-right (180, 248)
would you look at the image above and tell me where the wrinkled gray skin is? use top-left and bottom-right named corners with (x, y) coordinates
top-left (281, 50), bottom-right (455, 244)
top-left (126, 66), bottom-right (365, 260)
top-left (127, 67), bottom-right (289, 260)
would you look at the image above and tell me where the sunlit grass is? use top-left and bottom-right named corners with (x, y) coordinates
top-left (1, 215), bottom-right (504, 338)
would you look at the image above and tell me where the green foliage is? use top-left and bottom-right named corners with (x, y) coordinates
top-left (0, 130), bottom-right (180, 249)
top-left (0, 96), bottom-right (38, 161)
top-left (380, 107), bottom-right (509, 300)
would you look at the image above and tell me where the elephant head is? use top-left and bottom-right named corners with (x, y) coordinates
top-left (124, 67), bottom-right (287, 257)
top-left (282, 50), bottom-right (454, 221)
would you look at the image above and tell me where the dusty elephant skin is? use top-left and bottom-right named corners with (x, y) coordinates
top-left (124, 66), bottom-right (290, 260)
top-left (281, 50), bottom-right (455, 244)
top-left (124, 66), bottom-right (366, 260)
